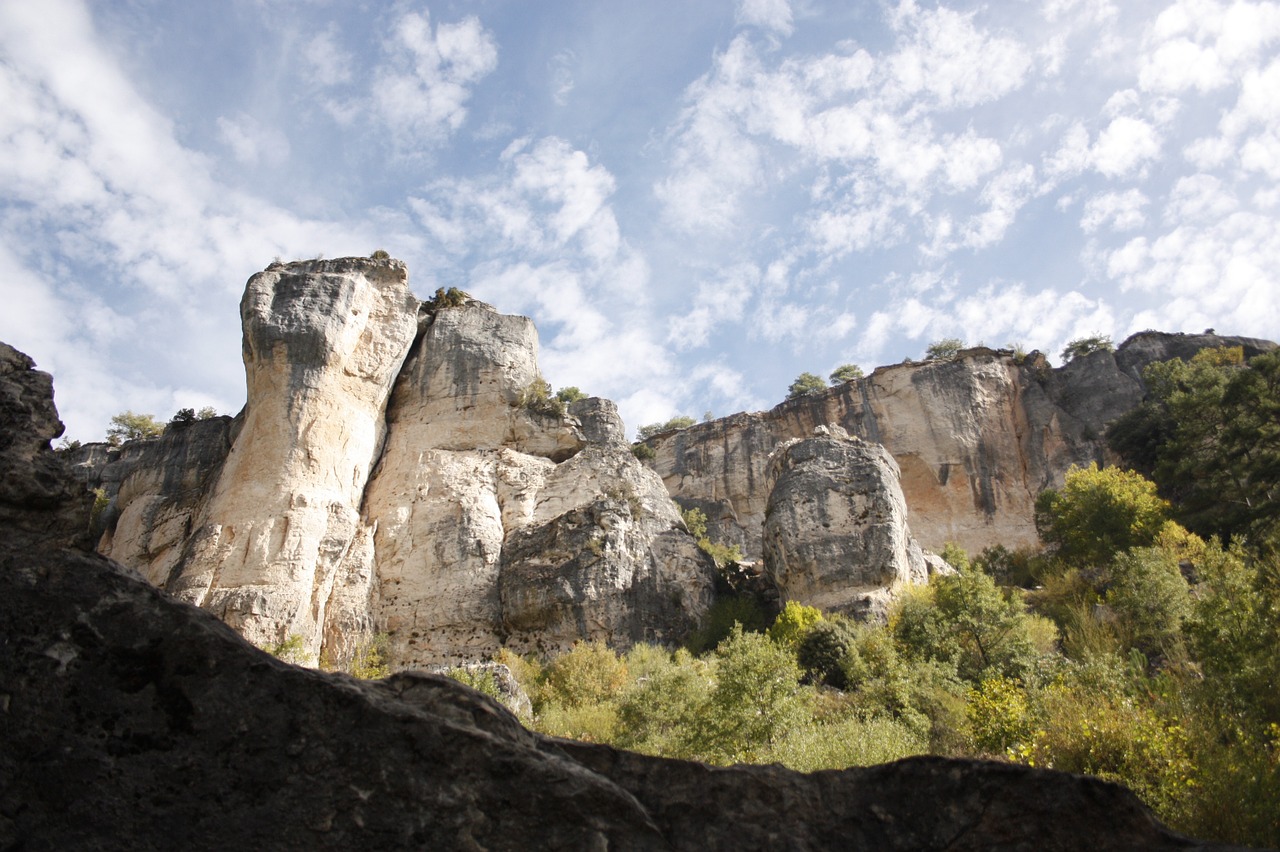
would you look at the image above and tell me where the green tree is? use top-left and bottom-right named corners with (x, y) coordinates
top-left (829, 364), bottom-right (863, 385)
top-left (892, 563), bottom-right (1054, 685)
top-left (767, 601), bottom-right (823, 651)
top-left (1106, 541), bottom-right (1193, 660)
top-left (195, 405), bottom-right (219, 420)
top-left (555, 386), bottom-right (587, 404)
top-left (637, 416), bottom-right (696, 440)
top-left (787, 372), bottom-right (826, 399)
top-left (106, 410), bottom-right (164, 446)
top-left (1035, 463), bottom-right (1171, 568)
top-left (697, 626), bottom-right (810, 763)
top-left (1109, 347), bottom-right (1280, 541)
top-left (925, 338), bottom-right (964, 360)
top-left (1061, 334), bottom-right (1114, 363)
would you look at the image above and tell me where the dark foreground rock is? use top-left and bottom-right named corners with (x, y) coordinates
top-left (0, 344), bottom-right (1240, 851)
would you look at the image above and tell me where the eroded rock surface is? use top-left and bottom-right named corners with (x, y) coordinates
top-left (646, 334), bottom-right (1276, 559)
top-left (763, 431), bottom-right (945, 618)
top-left (82, 259), bottom-right (713, 666)
top-left (0, 365), bottom-right (1226, 850)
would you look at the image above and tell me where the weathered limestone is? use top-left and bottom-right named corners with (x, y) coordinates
top-left (763, 429), bottom-right (945, 618)
top-left (358, 300), bottom-right (712, 665)
top-left (166, 258), bottom-right (421, 649)
top-left (84, 260), bottom-right (713, 666)
top-left (646, 334), bottom-right (1277, 560)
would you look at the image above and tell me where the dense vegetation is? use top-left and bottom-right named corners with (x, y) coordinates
top-left (449, 345), bottom-right (1280, 848)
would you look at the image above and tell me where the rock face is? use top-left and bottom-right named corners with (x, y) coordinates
top-left (646, 334), bottom-right (1276, 560)
top-left (82, 258), bottom-right (714, 666)
top-left (0, 369), bottom-right (1226, 849)
top-left (0, 342), bottom-right (92, 547)
top-left (763, 430), bottom-right (947, 618)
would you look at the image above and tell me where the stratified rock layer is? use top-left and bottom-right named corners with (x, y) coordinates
top-left (763, 431), bottom-right (944, 618)
top-left (647, 335), bottom-right (1276, 559)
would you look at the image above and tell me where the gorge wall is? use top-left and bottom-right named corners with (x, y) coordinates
top-left (80, 258), bottom-right (715, 668)
top-left (67, 256), bottom-right (1276, 666)
top-left (0, 348), bottom-right (1218, 849)
top-left (643, 333), bottom-right (1276, 561)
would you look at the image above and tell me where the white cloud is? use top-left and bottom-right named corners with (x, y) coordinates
top-left (1092, 115), bottom-right (1161, 177)
top-left (668, 264), bottom-right (759, 350)
top-left (373, 10), bottom-right (497, 144)
top-left (736, 0), bottom-right (794, 36)
top-left (216, 113), bottom-right (289, 166)
top-left (1080, 188), bottom-right (1149, 232)
top-left (885, 2), bottom-right (1032, 108)
top-left (302, 26), bottom-right (354, 86)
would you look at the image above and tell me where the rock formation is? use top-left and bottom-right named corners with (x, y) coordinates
top-left (644, 335), bottom-right (1275, 560)
top-left (0, 353), bottom-right (1230, 848)
top-left (763, 429), bottom-right (949, 618)
top-left (78, 258), bottom-right (714, 667)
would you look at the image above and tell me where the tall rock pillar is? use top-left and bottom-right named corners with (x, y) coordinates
top-left (167, 258), bottom-right (419, 650)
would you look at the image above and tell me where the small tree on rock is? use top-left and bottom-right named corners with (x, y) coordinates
top-left (829, 364), bottom-right (864, 385)
top-left (1061, 334), bottom-right (1114, 363)
top-left (106, 411), bottom-right (163, 446)
top-left (787, 372), bottom-right (826, 399)
top-left (925, 339), bottom-right (964, 361)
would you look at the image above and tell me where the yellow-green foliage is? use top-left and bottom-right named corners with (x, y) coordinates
top-left (967, 676), bottom-right (1033, 756)
top-left (1018, 660), bottom-right (1193, 824)
top-left (680, 506), bottom-right (744, 567)
top-left (265, 634), bottom-right (313, 666)
top-left (1035, 463), bottom-right (1171, 569)
top-left (518, 377), bottom-right (566, 417)
top-left (348, 633), bottom-right (391, 679)
top-left (543, 641), bottom-right (629, 710)
top-left (767, 601), bottom-right (824, 650)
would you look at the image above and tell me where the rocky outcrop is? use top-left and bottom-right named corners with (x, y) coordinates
top-left (646, 334), bottom-right (1276, 560)
top-left (0, 370), bottom-right (1224, 849)
top-left (82, 259), bottom-right (714, 667)
top-left (763, 430), bottom-right (948, 619)
top-left (0, 342), bottom-right (92, 547)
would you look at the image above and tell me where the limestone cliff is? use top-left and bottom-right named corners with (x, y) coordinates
top-left (85, 258), bottom-right (713, 666)
top-left (645, 334), bottom-right (1275, 560)
top-left (0, 363), bottom-right (1230, 849)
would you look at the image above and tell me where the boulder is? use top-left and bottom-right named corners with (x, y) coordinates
top-left (763, 430), bottom-right (943, 618)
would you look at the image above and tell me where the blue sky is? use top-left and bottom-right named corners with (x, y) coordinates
top-left (3, 0), bottom-right (1279, 442)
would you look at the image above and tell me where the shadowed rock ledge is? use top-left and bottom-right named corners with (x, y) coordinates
top-left (0, 341), bottom-right (1238, 851)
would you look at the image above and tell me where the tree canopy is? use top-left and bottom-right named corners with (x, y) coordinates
top-left (106, 411), bottom-right (164, 446)
top-left (787, 372), bottom-right (826, 399)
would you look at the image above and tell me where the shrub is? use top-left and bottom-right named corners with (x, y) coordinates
top-left (631, 442), bottom-right (656, 460)
top-left (369, 249), bottom-right (391, 260)
top-left (767, 601), bottom-right (824, 651)
top-left (518, 377), bottom-right (565, 417)
top-left (967, 675), bottom-right (1033, 756)
top-left (796, 618), bottom-right (859, 687)
top-left (542, 641), bottom-right (629, 710)
top-left (925, 338), bottom-right (964, 360)
top-left (265, 634), bottom-right (313, 666)
top-left (555, 386), bottom-right (587, 404)
top-left (347, 633), bottom-right (391, 679)
top-left (787, 372), bottom-right (826, 399)
top-left (637, 416), bottom-right (696, 440)
top-left (1061, 334), bottom-right (1114, 363)
top-left (829, 364), bottom-right (864, 385)
top-left (106, 410), bottom-right (163, 446)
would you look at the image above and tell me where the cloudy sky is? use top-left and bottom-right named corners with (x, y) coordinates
top-left (3, 0), bottom-right (1279, 442)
